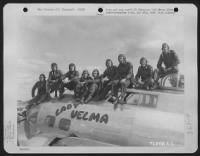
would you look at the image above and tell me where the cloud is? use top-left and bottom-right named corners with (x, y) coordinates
top-left (6, 15), bottom-right (187, 100)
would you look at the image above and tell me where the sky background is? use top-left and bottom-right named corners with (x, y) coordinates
top-left (5, 15), bottom-right (186, 100)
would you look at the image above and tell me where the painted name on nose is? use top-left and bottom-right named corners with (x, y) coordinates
top-left (55, 104), bottom-right (77, 116)
top-left (71, 110), bottom-right (109, 124)
top-left (55, 104), bottom-right (109, 124)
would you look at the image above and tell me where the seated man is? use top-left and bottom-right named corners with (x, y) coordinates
top-left (154, 43), bottom-right (180, 88)
top-left (59, 63), bottom-right (79, 98)
top-left (98, 59), bottom-right (118, 100)
top-left (47, 63), bottom-right (63, 97)
top-left (26, 74), bottom-right (49, 110)
top-left (112, 54), bottom-right (134, 108)
top-left (75, 70), bottom-right (93, 103)
top-left (135, 57), bottom-right (154, 90)
top-left (81, 69), bottom-right (101, 104)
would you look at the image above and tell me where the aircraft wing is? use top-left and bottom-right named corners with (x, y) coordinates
top-left (19, 130), bottom-right (116, 146)
top-left (126, 88), bottom-right (183, 95)
top-left (52, 137), bottom-right (117, 146)
top-left (19, 133), bottom-right (57, 146)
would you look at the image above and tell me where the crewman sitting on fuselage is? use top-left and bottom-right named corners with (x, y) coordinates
top-left (135, 57), bottom-right (154, 90)
top-left (111, 54), bottom-right (134, 109)
top-left (26, 74), bottom-right (49, 110)
top-left (98, 59), bottom-right (118, 100)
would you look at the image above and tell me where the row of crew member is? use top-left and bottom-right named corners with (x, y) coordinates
top-left (26, 43), bottom-right (180, 109)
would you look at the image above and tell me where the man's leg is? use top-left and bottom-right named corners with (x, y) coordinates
top-left (48, 82), bottom-right (57, 97)
top-left (26, 96), bottom-right (40, 109)
top-left (59, 82), bottom-right (65, 98)
top-left (166, 66), bottom-right (178, 74)
top-left (47, 82), bottom-right (53, 94)
top-left (166, 68), bottom-right (179, 87)
top-left (119, 79), bottom-right (131, 104)
top-left (38, 93), bottom-right (50, 104)
top-left (98, 81), bottom-right (112, 100)
top-left (75, 82), bottom-right (82, 99)
top-left (111, 80), bottom-right (120, 97)
top-left (56, 80), bottom-right (64, 98)
top-left (153, 68), bottom-right (166, 89)
top-left (144, 78), bottom-right (154, 90)
top-left (111, 80), bottom-right (120, 109)
top-left (71, 80), bottom-right (80, 98)
top-left (85, 83), bottom-right (98, 103)
top-left (80, 86), bottom-right (89, 104)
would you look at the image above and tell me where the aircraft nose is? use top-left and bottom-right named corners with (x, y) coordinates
top-left (24, 107), bottom-right (40, 139)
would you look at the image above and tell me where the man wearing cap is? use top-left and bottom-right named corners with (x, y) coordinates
top-left (26, 74), bottom-right (49, 109)
top-left (98, 59), bottom-right (118, 100)
top-left (135, 57), bottom-right (154, 90)
top-left (47, 63), bottom-right (63, 97)
top-left (112, 54), bottom-right (134, 109)
top-left (59, 63), bottom-right (80, 98)
top-left (154, 43), bottom-right (180, 87)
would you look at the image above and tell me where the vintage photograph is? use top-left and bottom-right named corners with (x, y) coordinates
top-left (3, 4), bottom-right (197, 152)
top-left (15, 15), bottom-right (185, 147)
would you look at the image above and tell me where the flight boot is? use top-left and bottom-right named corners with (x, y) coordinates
top-left (80, 97), bottom-right (85, 104)
top-left (55, 90), bottom-right (58, 98)
top-left (59, 91), bottom-right (64, 100)
top-left (113, 97), bottom-right (119, 110)
top-left (84, 95), bottom-right (93, 104)
top-left (151, 81), bottom-right (159, 90)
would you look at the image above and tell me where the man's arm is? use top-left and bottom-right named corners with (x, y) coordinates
top-left (58, 70), bottom-right (63, 80)
top-left (47, 72), bottom-right (52, 82)
top-left (102, 69), bottom-right (107, 78)
top-left (113, 66), bottom-right (119, 80)
top-left (171, 50), bottom-right (180, 67)
top-left (31, 82), bottom-right (38, 97)
top-left (61, 72), bottom-right (68, 80)
top-left (71, 71), bottom-right (80, 81)
top-left (157, 54), bottom-right (163, 69)
top-left (148, 65), bottom-right (154, 78)
top-left (125, 62), bottom-right (133, 80)
top-left (135, 67), bottom-right (141, 82)
top-left (85, 77), bottom-right (94, 83)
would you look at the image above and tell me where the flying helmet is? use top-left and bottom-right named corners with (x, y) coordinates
top-left (140, 57), bottom-right (148, 64)
top-left (51, 62), bottom-right (57, 69)
top-left (161, 43), bottom-right (170, 50)
top-left (39, 73), bottom-right (46, 80)
top-left (69, 63), bottom-right (76, 70)
top-left (105, 59), bottom-right (113, 67)
top-left (92, 69), bottom-right (100, 77)
top-left (82, 70), bottom-right (89, 76)
top-left (118, 54), bottom-right (126, 62)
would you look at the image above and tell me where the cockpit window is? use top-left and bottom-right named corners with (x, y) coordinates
top-left (161, 74), bottom-right (184, 89)
top-left (45, 115), bottom-right (55, 127)
top-left (59, 118), bottom-right (71, 131)
top-left (126, 93), bottom-right (158, 108)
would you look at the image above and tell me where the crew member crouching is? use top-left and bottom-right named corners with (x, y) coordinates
top-left (59, 63), bottom-right (80, 99)
top-left (153, 43), bottom-right (180, 88)
top-left (47, 63), bottom-right (63, 97)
